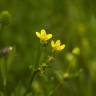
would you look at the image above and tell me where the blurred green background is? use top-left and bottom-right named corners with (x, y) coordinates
top-left (0, 0), bottom-right (96, 96)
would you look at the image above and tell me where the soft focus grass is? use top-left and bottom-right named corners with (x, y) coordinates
top-left (0, 0), bottom-right (96, 96)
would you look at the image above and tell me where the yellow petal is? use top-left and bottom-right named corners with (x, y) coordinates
top-left (47, 34), bottom-right (52, 40)
top-left (55, 40), bottom-right (61, 46)
top-left (41, 29), bottom-right (46, 36)
top-left (58, 44), bottom-right (65, 51)
top-left (51, 40), bottom-right (55, 47)
top-left (36, 32), bottom-right (41, 38)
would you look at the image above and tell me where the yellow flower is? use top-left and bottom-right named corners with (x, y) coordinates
top-left (51, 40), bottom-right (65, 51)
top-left (36, 29), bottom-right (52, 41)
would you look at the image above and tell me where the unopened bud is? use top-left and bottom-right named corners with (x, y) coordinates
top-left (0, 10), bottom-right (11, 25)
top-left (0, 46), bottom-right (13, 57)
top-left (63, 73), bottom-right (70, 80)
top-left (72, 47), bottom-right (80, 55)
top-left (48, 56), bottom-right (54, 63)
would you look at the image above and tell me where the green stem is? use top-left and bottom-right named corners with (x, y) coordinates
top-left (24, 44), bottom-right (46, 95)
top-left (0, 22), bottom-right (5, 47)
top-left (24, 69), bottom-right (39, 96)
top-left (34, 44), bottom-right (43, 68)
top-left (48, 83), bottom-right (61, 96)
top-left (4, 59), bottom-right (7, 96)
top-left (0, 58), bottom-right (8, 96)
top-left (0, 22), bottom-right (5, 31)
top-left (0, 21), bottom-right (8, 96)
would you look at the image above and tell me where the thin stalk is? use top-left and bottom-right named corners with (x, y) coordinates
top-left (0, 22), bottom-right (5, 32)
top-left (24, 43), bottom-right (46, 95)
top-left (48, 83), bottom-right (61, 96)
top-left (3, 58), bottom-right (8, 96)
top-left (24, 69), bottom-right (39, 96)
top-left (0, 23), bottom-right (7, 95)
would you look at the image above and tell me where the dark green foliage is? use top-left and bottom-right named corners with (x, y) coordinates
top-left (0, 0), bottom-right (96, 96)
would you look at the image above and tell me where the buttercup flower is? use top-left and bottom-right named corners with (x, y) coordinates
top-left (51, 40), bottom-right (65, 51)
top-left (36, 29), bottom-right (52, 42)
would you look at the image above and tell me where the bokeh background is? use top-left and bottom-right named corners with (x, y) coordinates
top-left (0, 0), bottom-right (96, 96)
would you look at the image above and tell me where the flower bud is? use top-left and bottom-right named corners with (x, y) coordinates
top-left (63, 73), bottom-right (70, 80)
top-left (72, 47), bottom-right (80, 55)
top-left (0, 11), bottom-right (11, 25)
top-left (0, 46), bottom-right (13, 57)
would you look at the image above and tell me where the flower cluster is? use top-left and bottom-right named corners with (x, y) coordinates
top-left (36, 29), bottom-right (65, 52)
